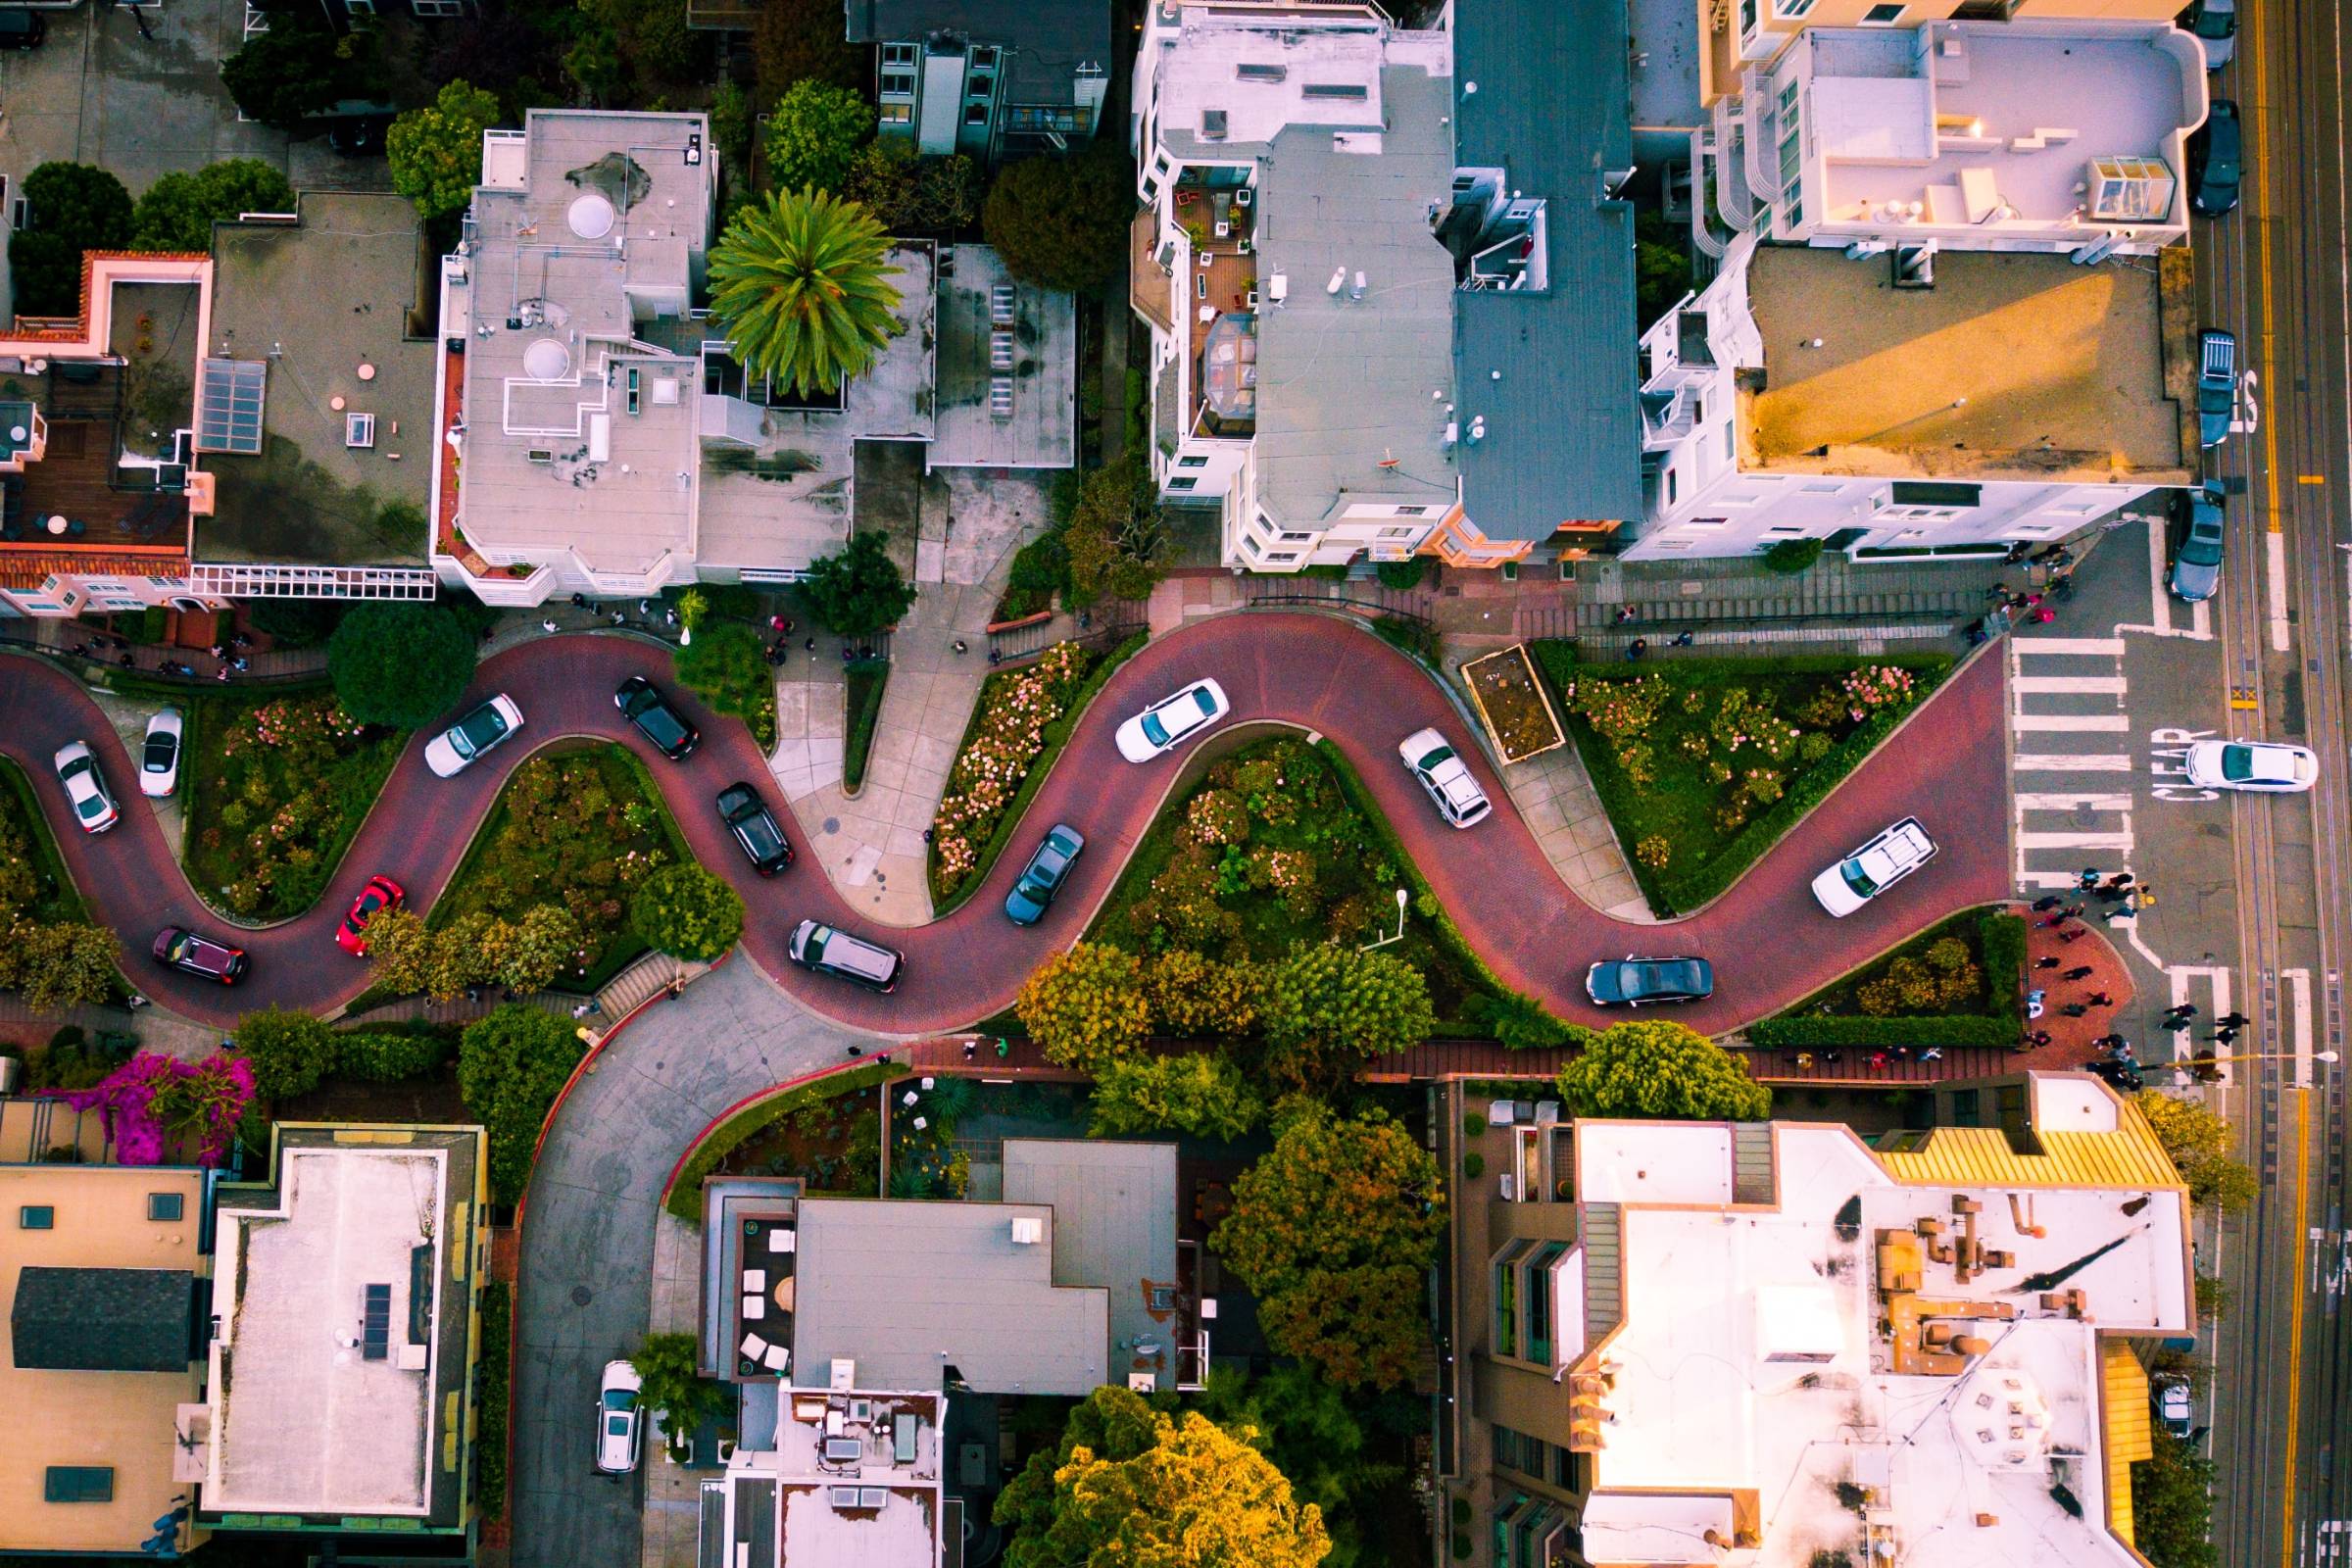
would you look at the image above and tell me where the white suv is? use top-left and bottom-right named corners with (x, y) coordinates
top-left (595, 1359), bottom-right (644, 1475)
top-left (1812, 817), bottom-right (1936, 917)
top-left (1397, 728), bottom-right (1491, 828)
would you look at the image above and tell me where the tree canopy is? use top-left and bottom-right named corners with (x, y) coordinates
top-left (1015, 942), bottom-right (1151, 1073)
top-left (1212, 1099), bottom-right (1445, 1389)
top-left (628, 864), bottom-right (746, 961)
top-left (389, 81), bottom-right (504, 220)
top-left (710, 187), bottom-right (902, 395)
top-left (801, 529), bottom-right (917, 637)
top-left (2134, 1091), bottom-right (2258, 1210)
top-left (458, 1004), bottom-right (587, 1204)
top-left (629, 1331), bottom-right (733, 1438)
top-left (1061, 455), bottom-right (1167, 605)
top-left (234, 1006), bottom-right (338, 1102)
top-left (1255, 943), bottom-right (1434, 1092)
top-left (326, 603), bottom-right (478, 729)
top-left (982, 141), bottom-right (1136, 291)
top-left (841, 142), bottom-right (981, 234)
top-left (764, 80), bottom-right (873, 195)
top-left (2130, 1427), bottom-right (2217, 1568)
top-left (220, 15), bottom-right (367, 132)
top-left (129, 160), bottom-right (295, 253)
top-left (1088, 1052), bottom-right (1264, 1141)
top-left (995, 1386), bottom-right (1331, 1568)
top-left (9, 164), bottom-right (132, 318)
top-left (1555, 1019), bottom-right (1772, 1122)
top-left (752, 0), bottom-right (861, 103)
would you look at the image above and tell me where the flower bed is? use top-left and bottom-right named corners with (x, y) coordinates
top-left (187, 689), bottom-right (407, 919)
top-left (1745, 908), bottom-right (2028, 1050)
top-left (928, 634), bottom-right (1146, 907)
top-left (1459, 645), bottom-right (1563, 762)
top-left (1531, 647), bottom-right (1951, 916)
top-left (50, 1052), bottom-right (254, 1165)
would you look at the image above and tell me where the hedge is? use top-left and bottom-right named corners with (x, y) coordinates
top-left (930, 632), bottom-right (1148, 914)
top-left (474, 1281), bottom-right (512, 1522)
top-left (1745, 909), bottom-right (2029, 1051)
top-left (842, 659), bottom-right (890, 793)
top-left (335, 1028), bottom-right (453, 1083)
top-left (664, 1059), bottom-right (898, 1223)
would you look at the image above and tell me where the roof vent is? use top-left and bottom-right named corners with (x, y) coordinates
top-left (829, 1357), bottom-right (858, 1390)
top-left (522, 339), bottom-right (571, 380)
top-left (567, 193), bottom-right (616, 240)
top-left (1236, 63), bottom-right (1287, 81)
top-left (1011, 1216), bottom-right (1044, 1245)
top-left (1200, 109), bottom-right (1228, 140)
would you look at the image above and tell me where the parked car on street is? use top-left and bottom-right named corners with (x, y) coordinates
top-left (2196, 329), bottom-right (2237, 449)
top-left (1585, 956), bottom-right (1715, 1006)
top-left (139, 708), bottom-right (182, 798)
top-left (2184, 0), bottom-right (2235, 69)
top-left (1114, 678), bottom-right (1230, 762)
top-left (2188, 98), bottom-right (2241, 216)
top-left (53, 740), bottom-right (118, 833)
top-left (2154, 1378), bottom-right (2195, 1441)
top-left (424, 695), bottom-right (524, 777)
top-left (152, 925), bottom-right (249, 985)
top-left (615, 675), bottom-right (699, 760)
top-left (595, 1360), bottom-right (645, 1475)
top-left (716, 782), bottom-right (793, 875)
top-left (787, 919), bottom-right (903, 992)
top-left (336, 875), bottom-right (406, 955)
top-left (1397, 728), bottom-right (1493, 828)
top-left (2182, 739), bottom-right (2318, 793)
top-left (2169, 484), bottom-right (2227, 602)
top-left (1812, 817), bottom-right (1937, 916)
top-left (1004, 824), bottom-right (1086, 925)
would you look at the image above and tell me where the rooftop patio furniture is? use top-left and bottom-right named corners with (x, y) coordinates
top-left (770, 1230), bottom-right (796, 1254)
top-left (763, 1344), bottom-right (790, 1374)
top-left (741, 1333), bottom-right (769, 1361)
top-left (743, 1268), bottom-right (766, 1293)
top-left (742, 1295), bottom-right (765, 1320)
top-left (773, 1276), bottom-right (796, 1313)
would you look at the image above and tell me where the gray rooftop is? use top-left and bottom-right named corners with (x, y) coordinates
top-left (931, 245), bottom-right (1075, 468)
top-left (10, 1266), bottom-right (193, 1373)
top-left (845, 0), bottom-right (1112, 113)
top-left (790, 1196), bottom-right (1107, 1396)
top-left (1000, 1140), bottom-right (1177, 1375)
top-left (1253, 64), bottom-right (1459, 527)
top-left (1452, 0), bottom-right (1645, 534)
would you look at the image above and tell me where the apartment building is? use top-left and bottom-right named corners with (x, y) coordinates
top-left (711, 1380), bottom-right (949, 1568)
top-left (1632, 231), bottom-right (2191, 559)
top-left (847, 0), bottom-right (1112, 165)
top-left (433, 110), bottom-right (1073, 607)
top-left (1450, 1071), bottom-right (2193, 1568)
top-left (1128, 0), bottom-right (1644, 573)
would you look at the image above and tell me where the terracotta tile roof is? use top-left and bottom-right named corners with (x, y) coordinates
top-left (0, 548), bottom-right (188, 590)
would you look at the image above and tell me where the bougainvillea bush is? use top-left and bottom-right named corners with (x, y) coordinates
top-left (52, 1052), bottom-right (255, 1166)
top-left (188, 691), bottom-right (406, 918)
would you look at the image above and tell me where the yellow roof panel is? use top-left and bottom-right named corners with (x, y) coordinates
top-left (2101, 1341), bottom-right (2152, 1546)
top-left (1875, 1104), bottom-right (2182, 1192)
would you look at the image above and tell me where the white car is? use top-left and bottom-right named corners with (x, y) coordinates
top-left (424, 694), bottom-right (525, 778)
top-left (139, 708), bottom-right (183, 799)
top-left (1398, 727), bottom-right (1492, 828)
top-left (1812, 816), bottom-right (1936, 917)
top-left (595, 1359), bottom-right (644, 1475)
top-left (52, 740), bottom-right (118, 834)
top-left (1114, 678), bottom-right (1230, 763)
top-left (2182, 739), bottom-right (2317, 794)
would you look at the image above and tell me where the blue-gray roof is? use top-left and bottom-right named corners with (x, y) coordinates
top-left (1452, 0), bottom-right (1645, 534)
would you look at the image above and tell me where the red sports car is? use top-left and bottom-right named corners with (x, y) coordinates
top-left (337, 875), bottom-right (406, 956)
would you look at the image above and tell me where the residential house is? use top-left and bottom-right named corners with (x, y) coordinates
top-left (0, 1157), bottom-right (214, 1558)
top-left (848, 0), bottom-right (1112, 164)
top-left (433, 110), bottom-right (1074, 607)
top-left (1449, 1071), bottom-right (2193, 1568)
top-left (193, 1124), bottom-right (490, 1548)
top-left (709, 1382), bottom-right (949, 1568)
top-left (1631, 231), bottom-right (2191, 560)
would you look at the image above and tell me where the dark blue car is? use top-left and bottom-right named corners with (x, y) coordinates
top-left (1585, 956), bottom-right (1714, 1006)
top-left (1004, 824), bottom-right (1086, 925)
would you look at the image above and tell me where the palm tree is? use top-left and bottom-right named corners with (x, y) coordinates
top-left (708, 186), bottom-right (903, 395)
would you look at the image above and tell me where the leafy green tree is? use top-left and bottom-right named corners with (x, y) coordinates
top-left (326, 603), bottom-right (477, 729)
top-left (1144, 949), bottom-right (1258, 1037)
top-left (220, 15), bottom-right (366, 132)
top-left (764, 80), bottom-right (874, 195)
top-left (500, 904), bottom-right (583, 991)
top-left (1255, 944), bottom-right (1433, 1090)
top-left (2134, 1092), bottom-right (2259, 1210)
top-left (752, 0), bottom-right (860, 102)
top-left (581, 0), bottom-right (701, 82)
top-left (0, 921), bottom-right (120, 1011)
top-left (710, 186), bottom-right (903, 395)
top-left (388, 81), bottom-right (504, 220)
top-left (671, 620), bottom-right (771, 741)
top-left (1556, 1019), bottom-right (1771, 1122)
top-left (8, 164), bottom-right (132, 317)
top-left (629, 1331), bottom-right (733, 1440)
top-left (564, 24), bottom-right (625, 104)
top-left (1089, 1053), bottom-right (1263, 1141)
top-left (129, 160), bottom-right (295, 253)
top-left (982, 140), bottom-right (1135, 291)
top-left (801, 530), bottom-right (917, 638)
top-left (233, 1006), bottom-right (338, 1102)
top-left (458, 1004), bottom-right (587, 1203)
top-left (628, 864), bottom-right (745, 961)
top-left (710, 80), bottom-right (755, 172)
top-left (1212, 1100), bottom-right (1444, 1390)
top-left (1194, 1365), bottom-right (1405, 1568)
top-left (364, 906), bottom-right (434, 997)
top-left (1061, 455), bottom-right (1166, 604)
top-left (996, 1386), bottom-right (1330, 1568)
top-left (1015, 943), bottom-right (1150, 1072)
top-left (841, 142), bottom-right (981, 233)
top-left (2131, 1427), bottom-right (2218, 1568)
top-left (429, 910), bottom-right (504, 1004)
top-left (1633, 209), bottom-right (1692, 329)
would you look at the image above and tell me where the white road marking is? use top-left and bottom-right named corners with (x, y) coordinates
top-left (2168, 965), bottom-right (2233, 1086)
top-left (2285, 968), bottom-right (2314, 1088)
top-left (2012, 714), bottom-right (2132, 732)
top-left (2013, 753), bottom-right (2133, 772)
top-left (2020, 870), bottom-right (2091, 889)
top-left (2269, 529), bottom-right (2292, 652)
top-left (2016, 638), bottom-right (2128, 657)
top-left (2018, 830), bottom-right (2136, 851)
top-left (2013, 675), bottom-right (2130, 695)
top-left (2015, 793), bottom-right (2134, 812)
top-left (2120, 513), bottom-right (2215, 640)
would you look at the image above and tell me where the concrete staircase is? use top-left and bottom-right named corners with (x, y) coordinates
top-left (593, 951), bottom-right (714, 1025)
top-left (1572, 556), bottom-right (2007, 652)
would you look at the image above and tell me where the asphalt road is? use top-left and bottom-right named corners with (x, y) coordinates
top-left (2186, 0), bottom-right (2352, 1556)
top-left (0, 612), bottom-right (2011, 1039)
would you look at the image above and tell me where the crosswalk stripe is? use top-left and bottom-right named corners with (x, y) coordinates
top-left (2012, 714), bottom-right (2132, 732)
top-left (2016, 793), bottom-right (2133, 811)
top-left (2019, 870), bottom-right (2092, 889)
top-left (2018, 830), bottom-right (2135, 850)
top-left (2014, 675), bottom-right (2129, 695)
top-left (2014, 754), bottom-right (2132, 771)
top-left (2016, 638), bottom-right (2128, 657)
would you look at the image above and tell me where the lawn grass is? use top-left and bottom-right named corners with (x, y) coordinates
top-left (1529, 646), bottom-right (1952, 916)
top-left (0, 757), bottom-right (86, 922)
top-left (842, 660), bottom-right (890, 794)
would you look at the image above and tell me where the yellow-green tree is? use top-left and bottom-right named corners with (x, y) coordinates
top-left (2134, 1091), bottom-right (2258, 1210)
top-left (1555, 1019), bottom-right (1770, 1121)
top-left (1014, 943), bottom-right (1150, 1072)
top-left (1088, 1052), bottom-right (1263, 1141)
top-left (995, 1386), bottom-right (1330, 1568)
top-left (1144, 949), bottom-right (1259, 1036)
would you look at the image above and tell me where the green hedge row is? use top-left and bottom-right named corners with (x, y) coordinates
top-left (842, 660), bottom-right (890, 794)
top-left (474, 1281), bottom-right (512, 1522)
top-left (664, 1059), bottom-right (899, 1223)
top-left (336, 1029), bottom-right (453, 1083)
top-left (931, 633), bottom-right (1149, 914)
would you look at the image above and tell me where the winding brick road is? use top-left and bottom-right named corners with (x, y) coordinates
top-left (0, 614), bottom-right (2008, 1033)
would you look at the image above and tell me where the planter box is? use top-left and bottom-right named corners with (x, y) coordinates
top-left (1459, 644), bottom-right (1564, 763)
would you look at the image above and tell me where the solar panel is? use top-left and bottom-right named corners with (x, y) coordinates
top-left (195, 359), bottom-right (266, 455)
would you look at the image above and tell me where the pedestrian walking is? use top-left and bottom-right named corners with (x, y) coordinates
top-left (2096, 884), bottom-right (2132, 903)
top-left (571, 594), bottom-right (589, 609)
top-left (540, 618), bottom-right (559, 633)
top-left (1625, 638), bottom-right (1648, 661)
top-left (2064, 904), bottom-right (2085, 920)
top-left (2063, 964), bottom-right (2094, 981)
top-left (2164, 1003), bottom-right (2196, 1019)
top-left (2040, 911), bottom-right (2069, 929)
top-left (770, 614), bottom-right (787, 632)
top-left (846, 1045), bottom-right (863, 1058)
top-left (2033, 896), bottom-right (2065, 912)
top-left (2031, 1030), bottom-right (2054, 1048)
top-left (208, 644), bottom-right (224, 660)
top-left (2215, 1011), bottom-right (2248, 1029)
top-left (2104, 872), bottom-right (2134, 893)
top-left (610, 609), bottom-right (626, 625)
top-left (2212, 1026), bottom-right (2239, 1047)
top-left (1614, 606), bottom-right (1638, 624)
top-left (2059, 927), bottom-right (2088, 944)
top-left (1795, 1052), bottom-right (1815, 1072)
top-left (1921, 1047), bottom-right (1944, 1062)
top-left (231, 656), bottom-right (249, 672)
top-left (570, 1003), bottom-right (591, 1019)
top-left (2103, 901), bottom-right (2134, 925)
top-left (1671, 630), bottom-right (1696, 648)
top-left (2085, 992), bottom-right (2115, 1007)
top-left (2078, 867), bottom-right (2102, 890)
top-left (124, 993), bottom-right (149, 1009)
top-left (805, 636), bottom-right (817, 652)
top-left (963, 1040), bottom-right (978, 1061)
top-left (2161, 1014), bottom-right (2193, 1032)
top-left (1869, 1051), bottom-right (1888, 1071)
top-left (2035, 955), bottom-right (2062, 969)
top-left (2061, 1003), bottom-right (2089, 1017)
top-left (215, 665), bottom-right (229, 682)
top-left (953, 639), bottom-right (968, 655)
top-left (2031, 607), bottom-right (2057, 623)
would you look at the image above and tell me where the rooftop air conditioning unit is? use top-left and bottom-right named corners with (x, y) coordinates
top-left (1011, 1217), bottom-right (1044, 1245)
top-left (830, 1358), bottom-right (858, 1391)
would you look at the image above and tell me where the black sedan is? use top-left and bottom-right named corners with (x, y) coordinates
top-left (2188, 98), bottom-right (2241, 216)
top-left (716, 782), bottom-right (793, 875)
top-left (615, 676), bottom-right (700, 760)
top-left (1004, 823), bottom-right (1086, 925)
top-left (152, 925), bottom-right (250, 985)
top-left (1585, 956), bottom-right (1714, 1006)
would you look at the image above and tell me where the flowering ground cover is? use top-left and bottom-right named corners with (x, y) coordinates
top-left (53, 1051), bottom-right (254, 1166)
top-left (1530, 647), bottom-right (1952, 916)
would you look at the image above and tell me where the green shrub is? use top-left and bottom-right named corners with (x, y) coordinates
top-left (1762, 537), bottom-right (1826, 574)
top-left (459, 1005), bottom-right (588, 1205)
top-left (1370, 614), bottom-right (1441, 667)
top-left (673, 621), bottom-right (776, 750)
top-left (665, 1060), bottom-right (899, 1221)
top-left (327, 603), bottom-right (476, 728)
top-left (1744, 1014), bottom-right (2018, 1050)
top-left (1463, 1111), bottom-right (1487, 1136)
top-left (335, 1029), bottom-right (452, 1083)
top-left (234, 1007), bottom-right (337, 1101)
top-left (629, 863), bottom-right (745, 961)
top-left (1375, 558), bottom-right (1428, 590)
top-left (475, 1282), bottom-right (512, 1520)
top-left (1462, 1152), bottom-right (1486, 1179)
top-left (843, 660), bottom-right (889, 793)
top-left (1979, 910), bottom-right (2028, 1015)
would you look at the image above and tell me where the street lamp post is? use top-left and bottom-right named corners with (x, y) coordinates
top-left (1359, 887), bottom-right (1410, 951)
